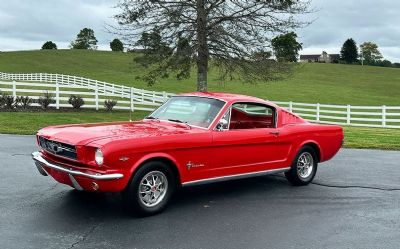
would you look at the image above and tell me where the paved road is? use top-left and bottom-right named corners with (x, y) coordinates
top-left (0, 134), bottom-right (399, 249)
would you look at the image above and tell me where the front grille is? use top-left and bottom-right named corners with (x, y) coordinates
top-left (38, 136), bottom-right (77, 160)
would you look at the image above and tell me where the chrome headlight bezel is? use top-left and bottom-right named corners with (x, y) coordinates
top-left (95, 148), bottom-right (104, 166)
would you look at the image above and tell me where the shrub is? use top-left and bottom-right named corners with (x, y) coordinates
top-left (0, 92), bottom-right (6, 108)
top-left (68, 95), bottom-right (85, 109)
top-left (16, 96), bottom-right (32, 109)
top-left (38, 91), bottom-right (55, 109)
top-left (3, 95), bottom-right (15, 109)
top-left (104, 99), bottom-right (117, 111)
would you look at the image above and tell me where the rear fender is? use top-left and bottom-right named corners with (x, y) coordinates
top-left (294, 140), bottom-right (323, 163)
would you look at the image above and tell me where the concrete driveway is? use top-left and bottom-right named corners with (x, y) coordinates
top-left (0, 134), bottom-right (399, 249)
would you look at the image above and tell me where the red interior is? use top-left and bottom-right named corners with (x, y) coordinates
top-left (229, 108), bottom-right (274, 129)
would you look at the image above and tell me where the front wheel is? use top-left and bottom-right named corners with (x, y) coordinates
top-left (285, 146), bottom-right (317, 186)
top-left (123, 161), bottom-right (175, 216)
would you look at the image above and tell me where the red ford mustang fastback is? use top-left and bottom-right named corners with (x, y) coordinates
top-left (32, 92), bottom-right (343, 215)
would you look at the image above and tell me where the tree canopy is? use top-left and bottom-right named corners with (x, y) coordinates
top-left (340, 38), bottom-right (358, 64)
top-left (110, 38), bottom-right (124, 51)
top-left (113, 0), bottom-right (311, 91)
top-left (271, 32), bottom-right (303, 62)
top-left (360, 42), bottom-right (383, 66)
top-left (71, 28), bottom-right (98, 50)
top-left (41, 41), bottom-right (57, 50)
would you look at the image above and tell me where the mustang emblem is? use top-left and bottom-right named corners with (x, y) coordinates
top-left (46, 141), bottom-right (62, 153)
top-left (187, 161), bottom-right (204, 170)
top-left (119, 156), bottom-right (130, 162)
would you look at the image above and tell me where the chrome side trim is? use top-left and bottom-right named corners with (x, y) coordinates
top-left (182, 167), bottom-right (290, 187)
top-left (32, 151), bottom-right (124, 180)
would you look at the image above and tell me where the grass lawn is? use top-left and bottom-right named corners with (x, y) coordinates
top-left (0, 111), bottom-right (399, 150)
top-left (1, 50), bottom-right (399, 150)
top-left (0, 110), bottom-right (148, 135)
top-left (1, 50), bottom-right (400, 106)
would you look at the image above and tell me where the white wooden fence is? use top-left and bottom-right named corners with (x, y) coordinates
top-left (274, 101), bottom-right (400, 129)
top-left (0, 72), bottom-right (174, 111)
top-left (1, 72), bottom-right (399, 128)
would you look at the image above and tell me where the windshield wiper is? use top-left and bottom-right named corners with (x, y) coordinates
top-left (145, 116), bottom-right (159, 120)
top-left (167, 119), bottom-right (191, 129)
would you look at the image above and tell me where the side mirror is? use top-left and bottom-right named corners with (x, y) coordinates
top-left (216, 118), bottom-right (228, 131)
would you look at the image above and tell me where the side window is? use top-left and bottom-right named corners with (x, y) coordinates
top-left (229, 103), bottom-right (275, 130)
top-left (217, 107), bottom-right (231, 130)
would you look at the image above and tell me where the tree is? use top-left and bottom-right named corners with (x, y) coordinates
top-left (110, 38), bottom-right (124, 51)
top-left (113, 0), bottom-right (311, 91)
top-left (42, 41), bottom-right (57, 50)
top-left (360, 42), bottom-right (383, 66)
top-left (271, 32), bottom-right (303, 62)
top-left (71, 28), bottom-right (98, 50)
top-left (393, 63), bottom-right (400, 68)
top-left (340, 38), bottom-right (358, 64)
top-left (378, 59), bottom-right (392, 67)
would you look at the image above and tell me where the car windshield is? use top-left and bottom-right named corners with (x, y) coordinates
top-left (147, 96), bottom-right (225, 128)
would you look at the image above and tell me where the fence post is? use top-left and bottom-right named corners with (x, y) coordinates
top-left (162, 91), bottom-right (167, 100)
top-left (12, 81), bottom-right (17, 100)
top-left (347, 105), bottom-right (351, 125)
top-left (95, 83), bottom-right (99, 111)
top-left (382, 105), bottom-right (386, 127)
top-left (316, 103), bottom-right (320, 122)
top-left (56, 81), bottom-right (60, 109)
top-left (130, 87), bottom-right (134, 112)
top-left (152, 91), bottom-right (156, 103)
top-left (289, 101), bottom-right (293, 112)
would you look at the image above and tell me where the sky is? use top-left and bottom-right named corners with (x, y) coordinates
top-left (1, 0), bottom-right (400, 62)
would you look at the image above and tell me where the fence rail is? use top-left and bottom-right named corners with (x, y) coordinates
top-left (274, 101), bottom-right (400, 128)
top-left (0, 72), bottom-right (174, 111)
top-left (1, 72), bottom-right (399, 128)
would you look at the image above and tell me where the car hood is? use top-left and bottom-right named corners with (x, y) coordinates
top-left (37, 120), bottom-right (204, 146)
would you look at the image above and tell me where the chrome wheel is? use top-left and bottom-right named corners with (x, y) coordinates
top-left (138, 171), bottom-right (168, 207)
top-left (297, 152), bottom-right (314, 179)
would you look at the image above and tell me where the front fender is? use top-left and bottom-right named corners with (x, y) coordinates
top-left (127, 152), bottom-right (183, 183)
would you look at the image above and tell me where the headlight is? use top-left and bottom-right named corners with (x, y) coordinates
top-left (95, 148), bottom-right (104, 166)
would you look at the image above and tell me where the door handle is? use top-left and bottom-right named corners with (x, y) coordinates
top-left (269, 131), bottom-right (280, 136)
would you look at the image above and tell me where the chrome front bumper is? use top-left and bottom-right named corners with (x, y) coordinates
top-left (32, 151), bottom-right (124, 180)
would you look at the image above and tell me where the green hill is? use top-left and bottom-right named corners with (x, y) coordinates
top-left (1, 49), bottom-right (400, 106)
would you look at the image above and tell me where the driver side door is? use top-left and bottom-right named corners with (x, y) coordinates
top-left (210, 102), bottom-right (291, 178)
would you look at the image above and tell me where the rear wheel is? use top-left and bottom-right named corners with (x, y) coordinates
top-left (123, 161), bottom-right (175, 216)
top-left (285, 146), bottom-right (317, 186)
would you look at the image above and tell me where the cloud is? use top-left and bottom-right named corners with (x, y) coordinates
top-left (0, 0), bottom-right (400, 61)
top-left (0, 0), bottom-right (118, 50)
top-left (298, 0), bottom-right (400, 61)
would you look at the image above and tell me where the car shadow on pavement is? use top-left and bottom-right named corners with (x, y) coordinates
top-left (52, 174), bottom-right (292, 219)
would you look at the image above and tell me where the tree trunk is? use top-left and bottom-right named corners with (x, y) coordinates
top-left (196, 0), bottom-right (208, 92)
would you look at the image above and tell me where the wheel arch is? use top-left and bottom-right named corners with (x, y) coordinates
top-left (129, 153), bottom-right (182, 188)
top-left (299, 141), bottom-right (322, 163)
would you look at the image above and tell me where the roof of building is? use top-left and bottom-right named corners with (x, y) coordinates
top-left (300, 54), bottom-right (320, 60)
top-left (300, 53), bottom-right (341, 60)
